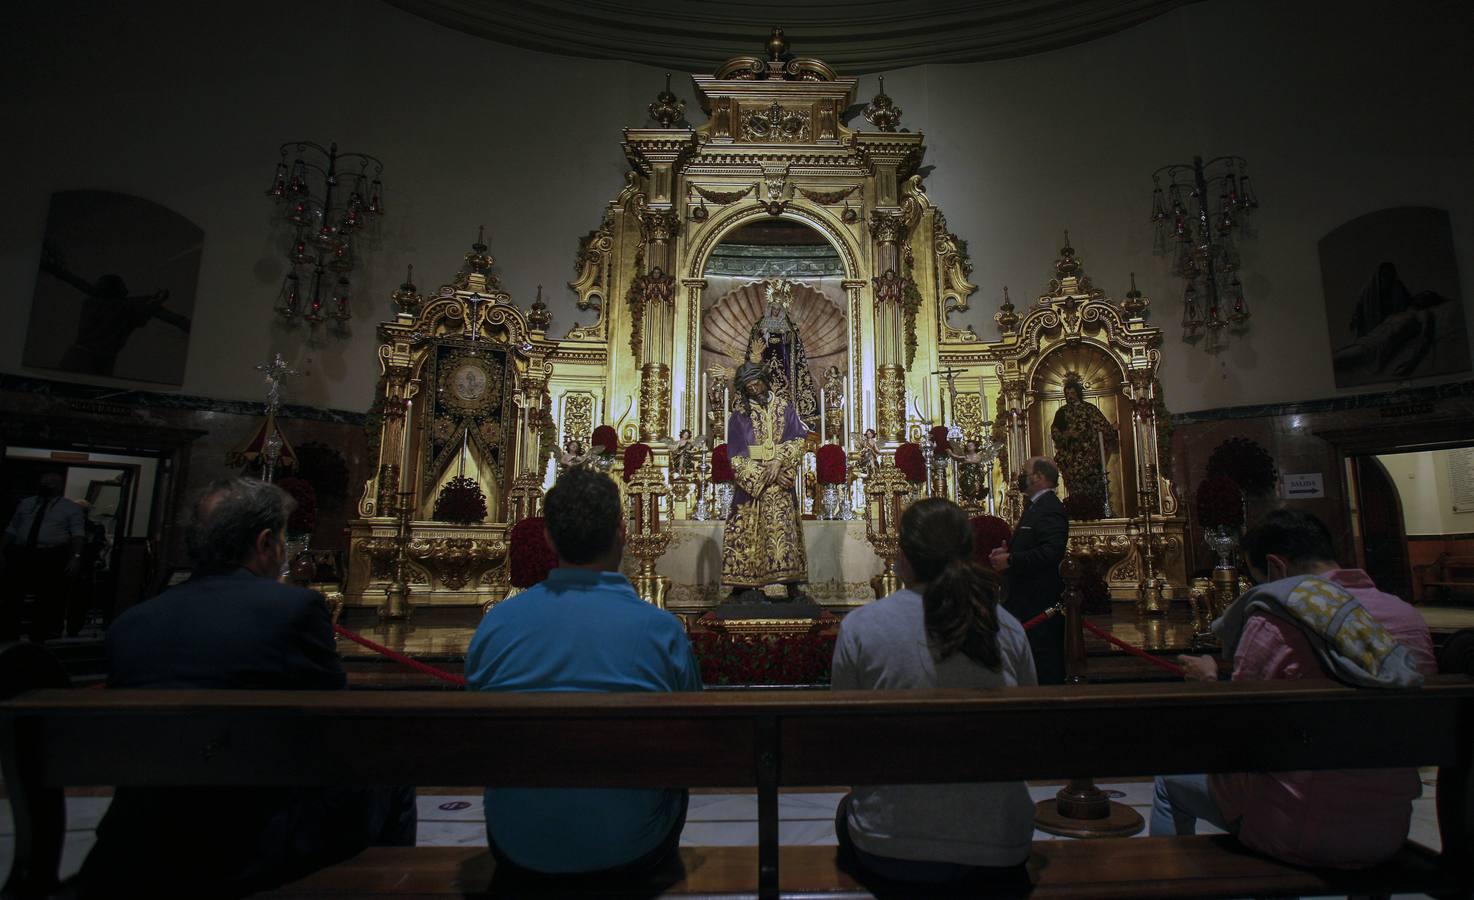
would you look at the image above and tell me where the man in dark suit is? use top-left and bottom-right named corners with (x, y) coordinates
top-left (990, 457), bottom-right (1070, 685)
top-left (78, 478), bottom-right (415, 898)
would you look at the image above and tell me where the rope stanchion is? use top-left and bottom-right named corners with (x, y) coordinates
top-left (1020, 603), bottom-right (1063, 632)
top-left (333, 624), bottom-right (468, 687)
top-left (1080, 619), bottom-right (1186, 677)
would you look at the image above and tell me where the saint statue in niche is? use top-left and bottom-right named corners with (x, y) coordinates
top-left (1049, 373), bottom-right (1118, 520)
top-left (746, 279), bottom-right (820, 430)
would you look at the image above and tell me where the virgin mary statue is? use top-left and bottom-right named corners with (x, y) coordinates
top-left (746, 279), bottom-right (820, 430)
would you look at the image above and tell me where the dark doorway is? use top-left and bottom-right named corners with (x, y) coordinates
top-left (1351, 455), bottom-right (1414, 602)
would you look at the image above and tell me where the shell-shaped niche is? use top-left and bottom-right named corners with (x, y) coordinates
top-left (701, 280), bottom-right (848, 378)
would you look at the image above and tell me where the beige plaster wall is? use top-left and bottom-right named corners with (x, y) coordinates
top-left (2, 0), bottom-right (1470, 416)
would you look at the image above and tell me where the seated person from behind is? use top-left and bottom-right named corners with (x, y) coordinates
top-left (466, 468), bottom-right (703, 878)
top-left (1153, 508), bottom-right (1433, 868)
top-left (79, 478), bottom-right (415, 899)
top-left (831, 497), bottom-right (1036, 888)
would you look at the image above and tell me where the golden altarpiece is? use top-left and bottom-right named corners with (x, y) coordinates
top-left (343, 34), bottom-right (1187, 614)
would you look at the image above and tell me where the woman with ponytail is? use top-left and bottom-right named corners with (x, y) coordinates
top-left (830, 497), bottom-right (1036, 888)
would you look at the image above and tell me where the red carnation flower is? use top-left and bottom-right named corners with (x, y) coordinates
top-left (929, 425), bottom-right (951, 455)
top-left (508, 516), bottom-right (558, 587)
top-left (969, 515), bottom-right (1012, 563)
top-left (1196, 474), bottom-right (1245, 529)
top-left (711, 444), bottom-right (734, 483)
top-left (895, 442), bottom-right (926, 483)
top-left (816, 443), bottom-right (847, 484)
top-left (591, 424), bottom-right (618, 456)
top-left (622, 442), bottom-right (652, 482)
top-left (276, 477), bottom-right (317, 536)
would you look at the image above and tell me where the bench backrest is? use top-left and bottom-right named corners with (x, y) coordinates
top-left (5, 680), bottom-right (1472, 788)
top-left (3, 640), bottom-right (1472, 896)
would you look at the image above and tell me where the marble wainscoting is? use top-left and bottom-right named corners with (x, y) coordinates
top-left (1170, 379), bottom-right (1474, 576)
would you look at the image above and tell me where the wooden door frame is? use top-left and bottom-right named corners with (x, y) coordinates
top-left (1317, 416), bottom-right (1474, 585)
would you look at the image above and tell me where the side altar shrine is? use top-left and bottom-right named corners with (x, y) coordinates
top-left (340, 33), bottom-right (1191, 639)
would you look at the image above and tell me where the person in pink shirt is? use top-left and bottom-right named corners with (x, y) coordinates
top-left (1152, 508), bottom-right (1435, 868)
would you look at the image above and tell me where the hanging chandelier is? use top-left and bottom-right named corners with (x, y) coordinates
top-left (265, 141), bottom-right (384, 327)
top-left (1150, 155), bottom-right (1259, 351)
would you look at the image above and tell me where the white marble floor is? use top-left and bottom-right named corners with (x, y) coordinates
top-left (0, 776), bottom-right (1443, 897)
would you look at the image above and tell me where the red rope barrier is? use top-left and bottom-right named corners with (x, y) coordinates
top-left (333, 624), bottom-right (468, 687)
top-left (1019, 604), bottom-right (1062, 632)
top-left (1080, 619), bottom-right (1186, 677)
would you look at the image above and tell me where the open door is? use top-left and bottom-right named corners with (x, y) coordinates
top-left (1351, 455), bottom-right (1414, 602)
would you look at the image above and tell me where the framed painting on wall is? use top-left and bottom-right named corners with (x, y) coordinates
top-left (22, 190), bottom-right (201, 385)
top-left (1320, 207), bottom-right (1469, 389)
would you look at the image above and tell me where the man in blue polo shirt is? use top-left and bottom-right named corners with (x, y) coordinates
top-left (466, 467), bottom-right (702, 877)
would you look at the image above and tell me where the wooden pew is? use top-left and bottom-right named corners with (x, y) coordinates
top-left (1420, 553), bottom-right (1474, 604)
top-left (2, 641), bottom-right (1472, 899)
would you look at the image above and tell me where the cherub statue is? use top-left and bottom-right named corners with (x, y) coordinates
top-left (857, 428), bottom-right (881, 477)
top-left (557, 439), bottom-right (595, 472)
top-left (946, 440), bottom-right (988, 507)
top-left (668, 428), bottom-right (698, 476)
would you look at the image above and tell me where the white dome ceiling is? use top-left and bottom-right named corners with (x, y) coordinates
top-left (384, 0), bottom-right (1200, 74)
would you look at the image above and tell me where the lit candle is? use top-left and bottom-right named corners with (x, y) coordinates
top-left (699, 372), bottom-right (707, 446)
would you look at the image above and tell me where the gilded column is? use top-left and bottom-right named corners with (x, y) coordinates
top-left (508, 360), bottom-right (551, 524)
top-left (637, 209), bottom-right (679, 441)
top-left (359, 339), bottom-right (420, 518)
top-left (871, 211), bottom-right (907, 440)
top-left (1126, 370), bottom-right (1159, 516)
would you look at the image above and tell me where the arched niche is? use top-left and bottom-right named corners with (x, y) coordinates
top-left (680, 207), bottom-right (865, 442)
top-left (1029, 342), bottom-right (1137, 518)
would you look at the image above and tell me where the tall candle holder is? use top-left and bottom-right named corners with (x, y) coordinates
top-left (378, 490), bottom-right (415, 620)
top-left (626, 464), bottom-right (672, 607)
top-left (1133, 465), bottom-right (1171, 616)
top-left (864, 462), bottom-right (911, 599)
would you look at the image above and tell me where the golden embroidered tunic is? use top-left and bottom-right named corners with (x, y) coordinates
top-left (722, 393), bottom-right (808, 588)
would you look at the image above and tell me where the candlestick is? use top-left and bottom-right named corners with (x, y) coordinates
top-left (400, 399), bottom-right (413, 483)
top-left (819, 385), bottom-right (827, 443)
top-left (699, 372), bottom-right (707, 446)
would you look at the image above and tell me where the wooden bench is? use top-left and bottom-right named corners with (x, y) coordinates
top-left (3, 641), bottom-right (1472, 899)
top-left (1420, 553), bottom-right (1474, 604)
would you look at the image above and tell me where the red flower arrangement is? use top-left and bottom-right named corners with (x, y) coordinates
top-left (276, 477), bottom-right (317, 536)
top-left (432, 475), bottom-right (488, 525)
top-left (689, 627), bottom-right (838, 685)
top-left (710, 443), bottom-right (734, 483)
top-left (590, 424), bottom-right (618, 456)
top-left (508, 516), bottom-right (558, 587)
top-left (929, 425), bottom-right (951, 455)
top-left (1196, 474), bottom-right (1245, 529)
top-left (622, 442), bottom-right (652, 482)
top-left (816, 443), bottom-right (847, 484)
top-left (969, 514), bottom-right (1012, 563)
top-left (895, 442), bottom-right (926, 483)
top-left (1206, 436), bottom-right (1278, 497)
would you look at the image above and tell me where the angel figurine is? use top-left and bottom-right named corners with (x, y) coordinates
top-left (857, 428), bottom-right (881, 477)
top-left (557, 439), bottom-right (595, 472)
top-left (668, 428), bottom-right (698, 476)
top-left (946, 440), bottom-right (988, 507)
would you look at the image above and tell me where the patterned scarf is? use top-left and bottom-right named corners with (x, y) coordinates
top-left (1213, 574), bottom-right (1424, 688)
